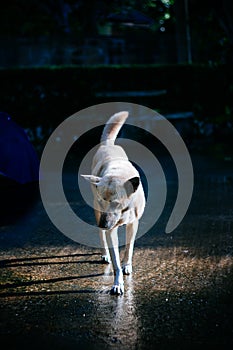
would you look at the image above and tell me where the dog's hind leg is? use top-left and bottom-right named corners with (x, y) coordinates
top-left (106, 228), bottom-right (124, 295)
top-left (99, 229), bottom-right (111, 264)
top-left (122, 219), bottom-right (138, 275)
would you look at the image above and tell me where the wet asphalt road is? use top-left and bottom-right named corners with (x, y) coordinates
top-left (0, 153), bottom-right (233, 350)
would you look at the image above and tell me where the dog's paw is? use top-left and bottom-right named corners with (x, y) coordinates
top-left (101, 255), bottom-right (111, 264)
top-left (110, 283), bottom-right (124, 296)
top-left (122, 264), bottom-right (132, 275)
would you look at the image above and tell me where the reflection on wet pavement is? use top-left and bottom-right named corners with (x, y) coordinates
top-left (0, 154), bottom-right (233, 349)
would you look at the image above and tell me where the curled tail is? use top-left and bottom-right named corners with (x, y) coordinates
top-left (101, 111), bottom-right (129, 145)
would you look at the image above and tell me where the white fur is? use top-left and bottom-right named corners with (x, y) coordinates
top-left (82, 112), bottom-right (145, 295)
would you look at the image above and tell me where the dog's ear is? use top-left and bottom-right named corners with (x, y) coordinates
top-left (81, 175), bottom-right (101, 185)
top-left (124, 177), bottom-right (140, 196)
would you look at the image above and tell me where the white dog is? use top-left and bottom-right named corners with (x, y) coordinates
top-left (82, 111), bottom-right (145, 295)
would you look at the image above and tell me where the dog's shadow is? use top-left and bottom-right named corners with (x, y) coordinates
top-left (0, 252), bottom-right (102, 268)
top-left (0, 252), bottom-right (107, 297)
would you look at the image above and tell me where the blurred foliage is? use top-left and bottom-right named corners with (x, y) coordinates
top-left (1, 1), bottom-right (232, 64)
top-left (0, 1), bottom-right (58, 36)
top-left (0, 0), bottom-right (174, 37)
top-left (188, 0), bottom-right (233, 64)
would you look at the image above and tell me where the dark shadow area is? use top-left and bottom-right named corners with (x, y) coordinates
top-left (133, 288), bottom-right (233, 349)
top-left (146, 173), bottom-right (231, 259)
top-left (0, 176), bottom-right (40, 226)
top-left (0, 331), bottom-right (108, 350)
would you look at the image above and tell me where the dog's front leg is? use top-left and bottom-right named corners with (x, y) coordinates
top-left (122, 219), bottom-right (138, 275)
top-left (106, 228), bottom-right (124, 295)
top-left (99, 229), bottom-right (111, 263)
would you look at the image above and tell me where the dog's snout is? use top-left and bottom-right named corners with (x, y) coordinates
top-left (98, 213), bottom-right (117, 230)
top-left (98, 213), bottom-right (109, 229)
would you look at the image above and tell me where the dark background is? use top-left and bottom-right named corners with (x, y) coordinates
top-left (0, 0), bottom-right (232, 159)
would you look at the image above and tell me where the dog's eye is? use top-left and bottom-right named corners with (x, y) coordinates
top-left (121, 206), bottom-right (129, 213)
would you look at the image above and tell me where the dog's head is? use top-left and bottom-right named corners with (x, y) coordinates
top-left (81, 174), bottom-right (140, 230)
